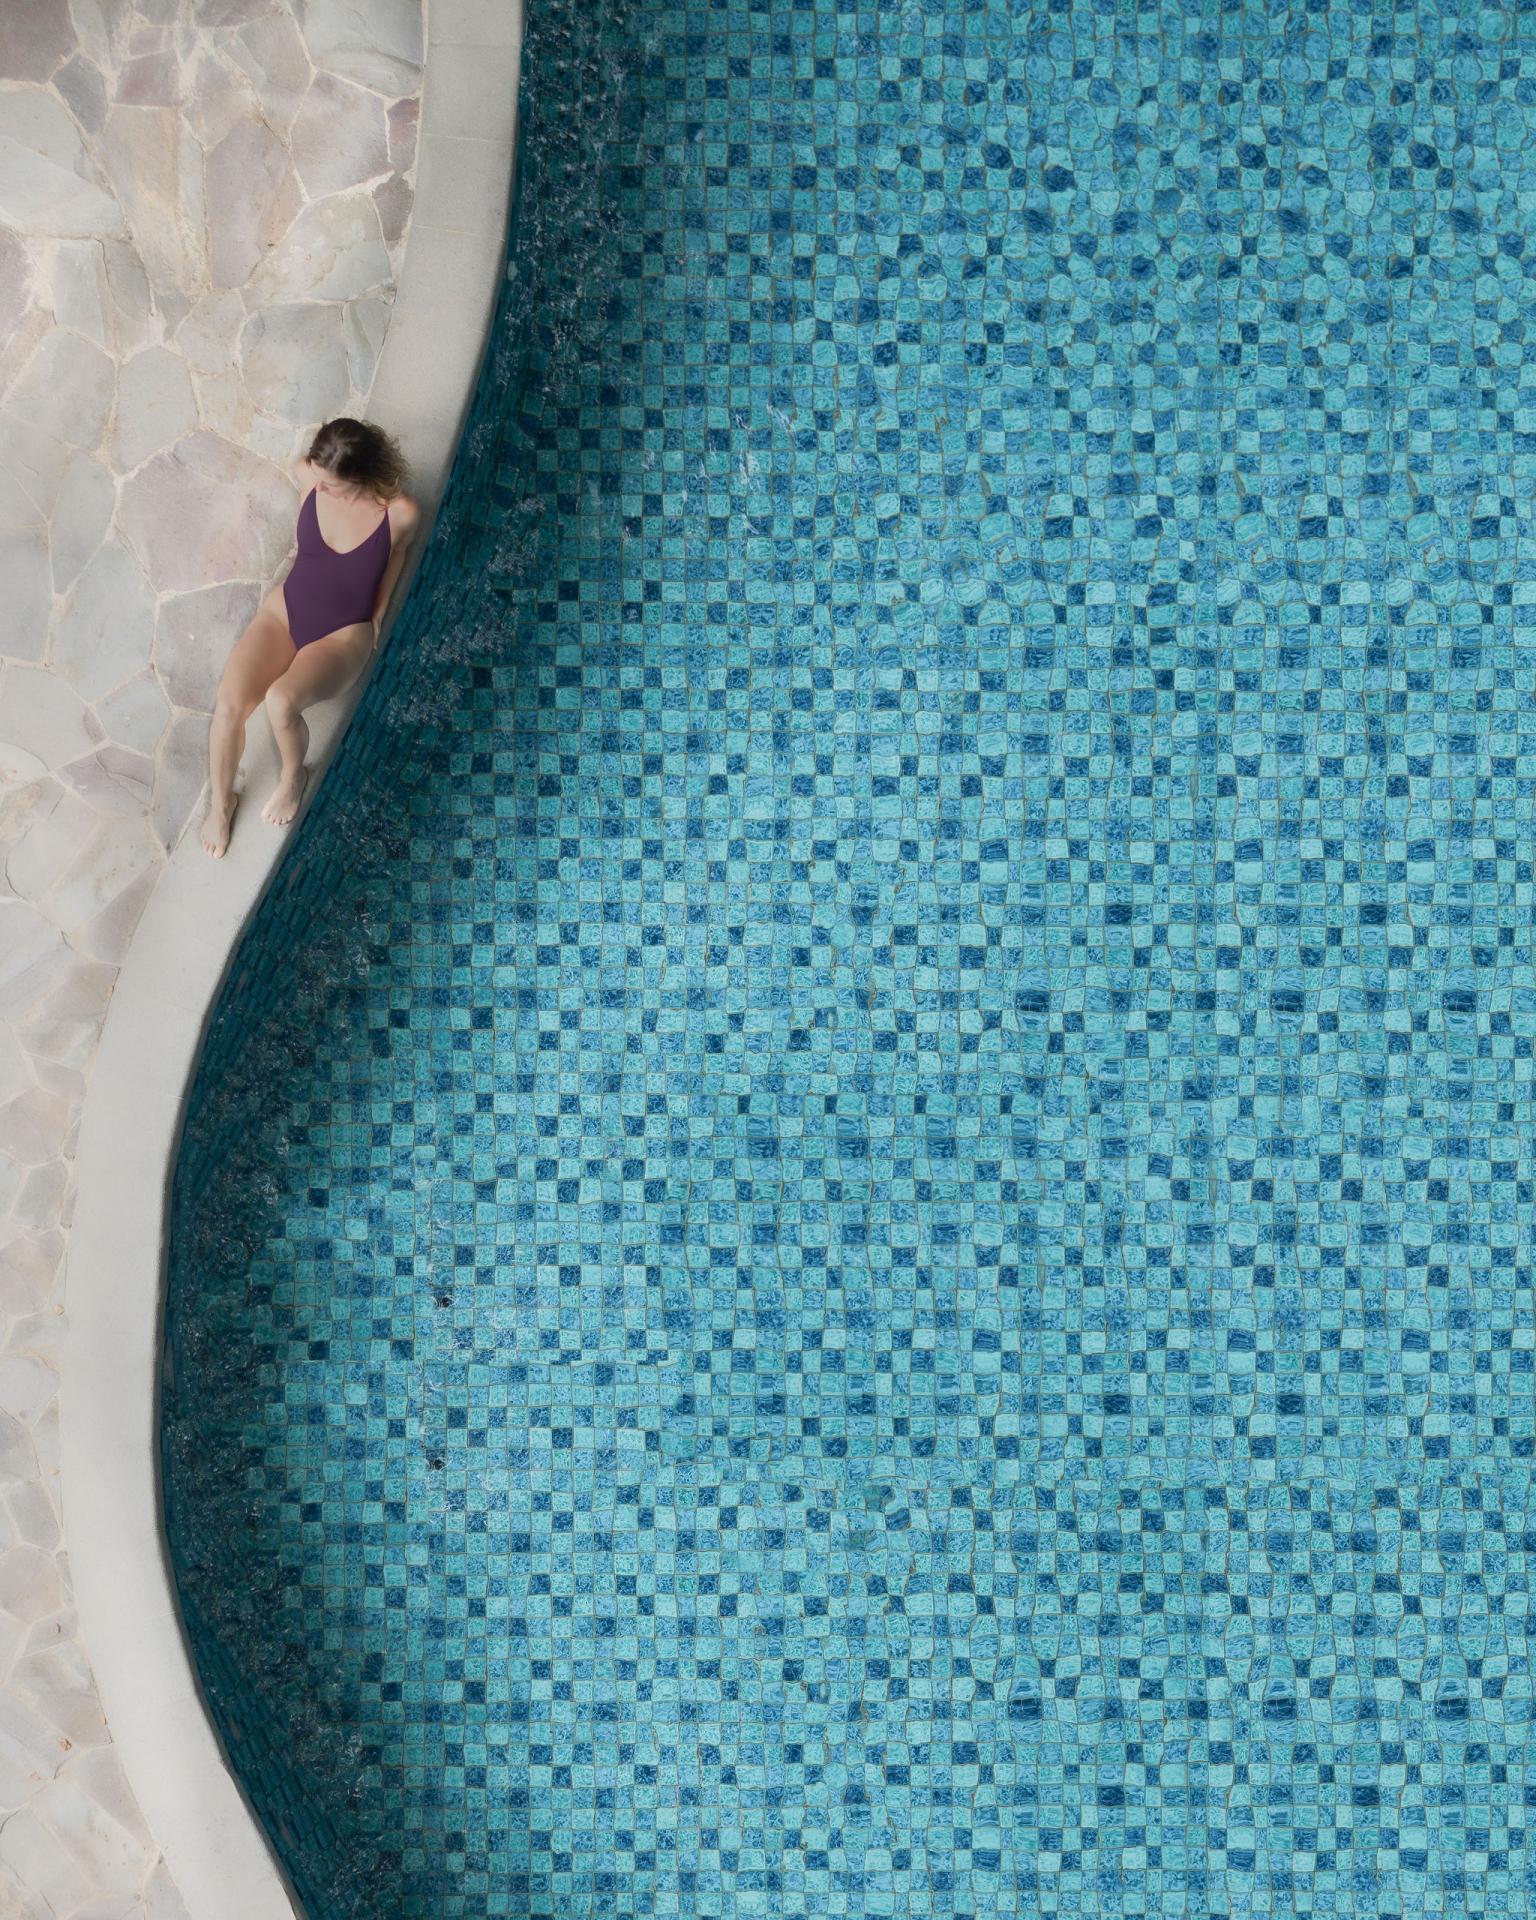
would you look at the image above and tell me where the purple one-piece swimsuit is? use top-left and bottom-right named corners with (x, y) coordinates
top-left (282, 486), bottom-right (392, 649)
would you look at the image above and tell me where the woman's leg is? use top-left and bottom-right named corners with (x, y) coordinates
top-left (261, 622), bottom-right (374, 825)
top-left (201, 607), bottom-right (297, 856)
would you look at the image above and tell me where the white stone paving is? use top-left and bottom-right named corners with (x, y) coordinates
top-left (0, 4), bottom-right (423, 1912)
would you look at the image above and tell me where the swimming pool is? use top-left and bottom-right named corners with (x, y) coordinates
top-left (163, 0), bottom-right (1536, 1914)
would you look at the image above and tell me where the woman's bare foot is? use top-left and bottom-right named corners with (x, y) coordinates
top-left (200, 792), bottom-right (238, 857)
top-left (262, 764), bottom-right (309, 826)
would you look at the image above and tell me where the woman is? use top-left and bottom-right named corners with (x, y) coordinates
top-left (200, 417), bottom-right (421, 857)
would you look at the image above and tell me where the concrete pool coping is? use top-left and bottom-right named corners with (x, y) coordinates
top-left (59, 2), bottom-right (525, 1914)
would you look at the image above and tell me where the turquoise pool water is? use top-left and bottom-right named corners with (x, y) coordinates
top-left (164, 1), bottom-right (1536, 1915)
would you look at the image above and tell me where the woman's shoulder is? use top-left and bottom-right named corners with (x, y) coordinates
top-left (386, 491), bottom-right (422, 538)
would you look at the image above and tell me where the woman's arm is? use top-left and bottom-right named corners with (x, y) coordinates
top-left (370, 498), bottom-right (422, 642)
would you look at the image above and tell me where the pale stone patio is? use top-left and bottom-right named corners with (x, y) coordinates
top-left (0, 4), bottom-right (426, 1912)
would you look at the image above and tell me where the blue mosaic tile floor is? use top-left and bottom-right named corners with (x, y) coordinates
top-left (164, 1), bottom-right (1536, 1915)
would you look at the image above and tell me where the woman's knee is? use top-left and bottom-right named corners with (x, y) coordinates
top-left (212, 686), bottom-right (259, 728)
top-left (265, 680), bottom-right (303, 729)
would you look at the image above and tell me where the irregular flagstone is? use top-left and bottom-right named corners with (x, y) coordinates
top-left (0, 145), bottom-right (120, 241)
top-left (0, 8), bottom-right (426, 1915)
top-left (10, 1157), bottom-right (67, 1236)
top-left (152, 710), bottom-right (214, 851)
top-left (0, 1154), bottom-right (23, 1223)
top-left (0, 1870), bottom-right (52, 1920)
top-left (66, 862), bottom-right (159, 966)
top-left (0, 1409), bottom-right (39, 1487)
top-left (0, 413), bottom-right (75, 529)
top-left (8, 957), bottom-right (114, 1076)
top-left (0, 0), bottom-right (76, 85)
top-left (145, 278), bottom-right (187, 337)
top-left (120, 430), bottom-right (290, 593)
top-left (110, 347), bottom-right (198, 473)
top-left (1, 1867), bottom-right (47, 1920)
top-left (0, 98), bottom-right (122, 239)
top-left (179, 43), bottom-right (261, 154)
top-left (63, 1853), bottom-right (148, 1910)
top-left (25, 1771), bottom-right (154, 1890)
top-left (0, 1589), bottom-right (27, 1681)
top-left (185, 365), bottom-right (251, 443)
top-left (52, 55), bottom-right (109, 138)
top-left (229, 12), bottom-right (312, 130)
top-left (0, 771), bottom-right (48, 890)
top-left (343, 290), bottom-right (391, 394)
top-left (244, 407), bottom-right (305, 467)
top-left (48, 451), bottom-right (116, 597)
top-left (0, 527), bottom-right (52, 664)
top-left (114, 50), bottom-right (180, 107)
top-left (240, 300), bottom-right (351, 427)
top-left (0, 1547), bottom-right (59, 1623)
top-left (62, 1), bottom-right (115, 72)
top-left (0, 86), bottom-right (86, 173)
top-left (148, 282), bottom-right (189, 334)
top-left (28, 1402), bottom-right (58, 1513)
top-left (28, 1602), bottom-right (79, 1657)
top-left (197, 0), bottom-right (277, 30)
top-left (97, 105), bottom-right (206, 300)
top-left (1, 747), bottom-right (48, 795)
top-left (0, 226), bottom-right (32, 343)
top-left (0, 905), bottom-right (65, 1027)
top-left (2, 781), bottom-right (84, 904)
top-left (49, 238), bottom-right (114, 351)
top-left (4, 1482), bottom-right (58, 1554)
top-left (0, 1602), bottom-right (25, 1679)
top-left (142, 1857), bottom-right (194, 1920)
top-left (55, 748), bottom-right (156, 823)
top-left (154, 579), bottom-right (260, 711)
top-left (172, 287), bottom-right (246, 376)
top-left (246, 186), bottom-right (391, 304)
top-left (0, 1029), bottom-right (28, 1108)
top-left (40, 816), bottom-right (160, 933)
top-left (63, 1890), bottom-right (145, 1920)
top-left (387, 93), bottom-right (418, 173)
top-left (0, 1113), bottom-right (67, 1198)
top-left (0, 1687), bottom-right (66, 1799)
top-left (0, 1149), bottom-right (40, 1217)
top-left (0, 135), bottom-right (123, 237)
top-left (25, 1059), bottom-right (83, 1108)
top-left (0, 1233), bottom-right (59, 1320)
top-left (0, 1232), bottom-right (62, 1308)
top-left (0, 1088), bottom-right (68, 1171)
top-left (1, 1320), bottom-right (61, 1413)
top-left (6, 329), bottom-right (114, 453)
top-left (0, 1805), bottom-right (94, 1915)
top-left (50, 540), bottom-right (155, 702)
top-left (12, 1637), bottom-right (113, 1754)
top-left (66, 1742), bottom-right (156, 1856)
top-left (95, 672), bottom-right (170, 758)
top-left (206, 113), bottom-right (297, 290)
top-left (291, 71), bottom-right (389, 199)
top-left (21, 1610), bottom-right (83, 1665)
top-left (373, 170), bottom-right (410, 248)
top-left (0, 667), bottom-right (98, 773)
top-left (0, 315), bottom-right (56, 465)
top-left (99, 237), bottom-right (154, 359)
top-left (299, 0), bottom-right (423, 95)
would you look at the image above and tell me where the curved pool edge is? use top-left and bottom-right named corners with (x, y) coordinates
top-left (59, 4), bottom-right (526, 1914)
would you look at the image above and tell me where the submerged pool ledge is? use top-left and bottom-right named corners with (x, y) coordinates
top-left (60, 4), bottom-right (525, 1914)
